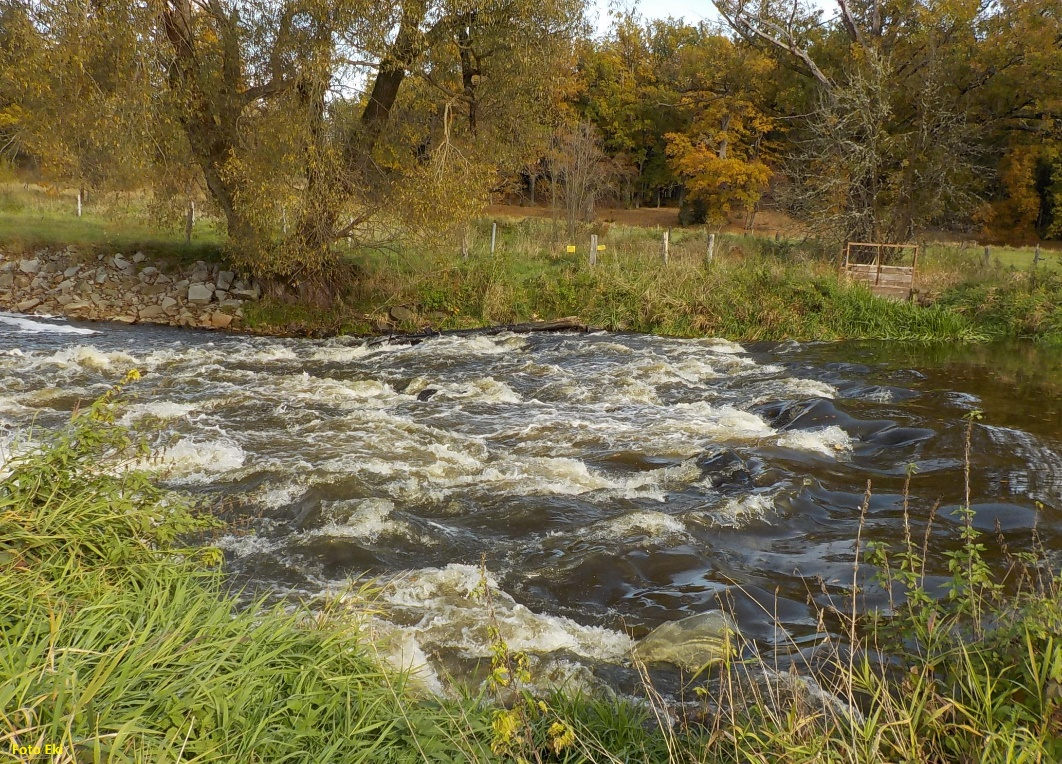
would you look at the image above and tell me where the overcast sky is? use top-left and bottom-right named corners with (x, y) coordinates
top-left (591, 0), bottom-right (836, 34)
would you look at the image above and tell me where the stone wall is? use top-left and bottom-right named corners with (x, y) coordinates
top-left (0, 248), bottom-right (261, 330)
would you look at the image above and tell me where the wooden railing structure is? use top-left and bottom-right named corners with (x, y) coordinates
top-left (842, 242), bottom-right (919, 299)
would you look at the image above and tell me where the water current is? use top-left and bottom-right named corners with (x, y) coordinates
top-left (2, 311), bottom-right (1059, 697)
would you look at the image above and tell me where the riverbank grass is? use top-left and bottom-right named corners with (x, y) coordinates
top-left (0, 182), bottom-right (223, 263)
top-left (3, 182), bottom-right (1060, 343)
top-left (246, 216), bottom-right (1062, 344)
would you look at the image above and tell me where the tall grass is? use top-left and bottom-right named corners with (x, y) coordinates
top-left (243, 216), bottom-right (1062, 344)
top-left (0, 376), bottom-right (499, 761)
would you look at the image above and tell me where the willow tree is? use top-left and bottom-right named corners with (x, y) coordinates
top-left (156, 0), bottom-right (587, 297)
top-left (0, 0), bottom-right (157, 196)
top-left (2, 0), bottom-right (584, 295)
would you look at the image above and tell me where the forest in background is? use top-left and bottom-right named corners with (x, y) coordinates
top-left (0, 0), bottom-right (1059, 294)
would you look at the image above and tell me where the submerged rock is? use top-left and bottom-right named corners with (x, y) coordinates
top-left (633, 610), bottom-right (737, 672)
top-left (696, 449), bottom-right (753, 490)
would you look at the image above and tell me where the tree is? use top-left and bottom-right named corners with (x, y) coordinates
top-left (1, 0), bottom-right (586, 296)
top-left (550, 121), bottom-right (615, 236)
top-left (712, 0), bottom-right (1058, 244)
top-left (0, 0), bottom-right (157, 193)
top-left (662, 35), bottom-right (775, 227)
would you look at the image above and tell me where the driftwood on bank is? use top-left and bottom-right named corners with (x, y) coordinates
top-left (365, 316), bottom-right (589, 347)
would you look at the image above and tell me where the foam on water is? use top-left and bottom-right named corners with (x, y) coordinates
top-left (701, 338), bottom-right (746, 354)
top-left (378, 563), bottom-right (633, 662)
top-left (666, 403), bottom-right (776, 441)
top-left (363, 619), bottom-right (447, 695)
top-left (0, 394), bottom-right (32, 416)
top-left (748, 377), bottom-right (838, 404)
top-left (593, 510), bottom-right (690, 541)
top-left (776, 426), bottom-right (853, 457)
top-left (0, 312), bottom-right (97, 335)
top-left (216, 532), bottom-right (284, 558)
top-left (427, 334), bottom-right (528, 356)
top-left (252, 482), bottom-right (309, 510)
top-left (33, 345), bottom-right (138, 371)
top-left (147, 437), bottom-right (246, 483)
top-left (119, 401), bottom-right (197, 424)
top-left (697, 491), bottom-right (779, 528)
top-left (315, 498), bottom-right (419, 543)
top-left (273, 373), bottom-right (399, 407)
top-left (429, 377), bottom-right (523, 404)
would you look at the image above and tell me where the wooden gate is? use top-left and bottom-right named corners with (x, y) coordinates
top-left (842, 242), bottom-right (919, 300)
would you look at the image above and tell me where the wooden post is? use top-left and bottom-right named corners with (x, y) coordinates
top-left (875, 244), bottom-right (883, 285)
top-left (282, 206), bottom-right (288, 234)
top-left (461, 229), bottom-right (470, 259)
top-left (982, 245), bottom-right (990, 268)
top-left (590, 234), bottom-right (598, 267)
top-left (490, 222), bottom-right (497, 255)
top-left (1033, 242), bottom-right (1042, 269)
top-left (706, 232), bottom-right (715, 264)
top-left (76, 188), bottom-right (82, 218)
top-left (661, 229), bottom-right (670, 264)
top-left (185, 200), bottom-right (195, 244)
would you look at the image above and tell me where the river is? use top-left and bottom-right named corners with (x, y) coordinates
top-left (2, 311), bottom-right (1060, 697)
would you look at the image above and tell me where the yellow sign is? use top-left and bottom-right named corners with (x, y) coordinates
top-left (597, 245), bottom-right (606, 251)
top-left (565, 245), bottom-right (576, 253)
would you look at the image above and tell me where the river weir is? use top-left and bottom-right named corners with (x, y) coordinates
top-left (2, 311), bottom-right (1060, 698)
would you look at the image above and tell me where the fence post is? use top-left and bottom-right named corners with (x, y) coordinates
top-left (490, 222), bottom-right (497, 255)
top-left (1033, 242), bottom-right (1041, 269)
top-left (661, 229), bottom-right (670, 264)
top-left (706, 233), bottom-right (715, 265)
top-left (982, 245), bottom-right (990, 268)
top-left (461, 229), bottom-right (470, 259)
top-left (185, 200), bottom-right (195, 244)
top-left (590, 234), bottom-right (598, 267)
top-left (76, 188), bottom-right (82, 218)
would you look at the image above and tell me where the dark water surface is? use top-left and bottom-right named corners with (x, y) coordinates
top-left (2, 311), bottom-right (1059, 695)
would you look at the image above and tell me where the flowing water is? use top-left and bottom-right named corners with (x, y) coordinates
top-left (2, 311), bottom-right (1061, 697)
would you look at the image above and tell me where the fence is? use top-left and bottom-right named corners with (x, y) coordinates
top-left (842, 242), bottom-right (919, 299)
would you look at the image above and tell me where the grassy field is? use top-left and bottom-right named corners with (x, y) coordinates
top-left (2, 380), bottom-right (1060, 762)
top-left (2, 183), bottom-right (1061, 344)
top-left (0, 181), bottom-right (223, 264)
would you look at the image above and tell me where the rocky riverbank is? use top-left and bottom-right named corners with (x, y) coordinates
top-left (0, 247), bottom-right (261, 330)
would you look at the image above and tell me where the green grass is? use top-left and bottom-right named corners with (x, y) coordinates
top-left (243, 216), bottom-right (1059, 344)
top-left (0, 183), bottom-right (224, 264)
top-left (921, 241), bottom-right (1062, 273)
